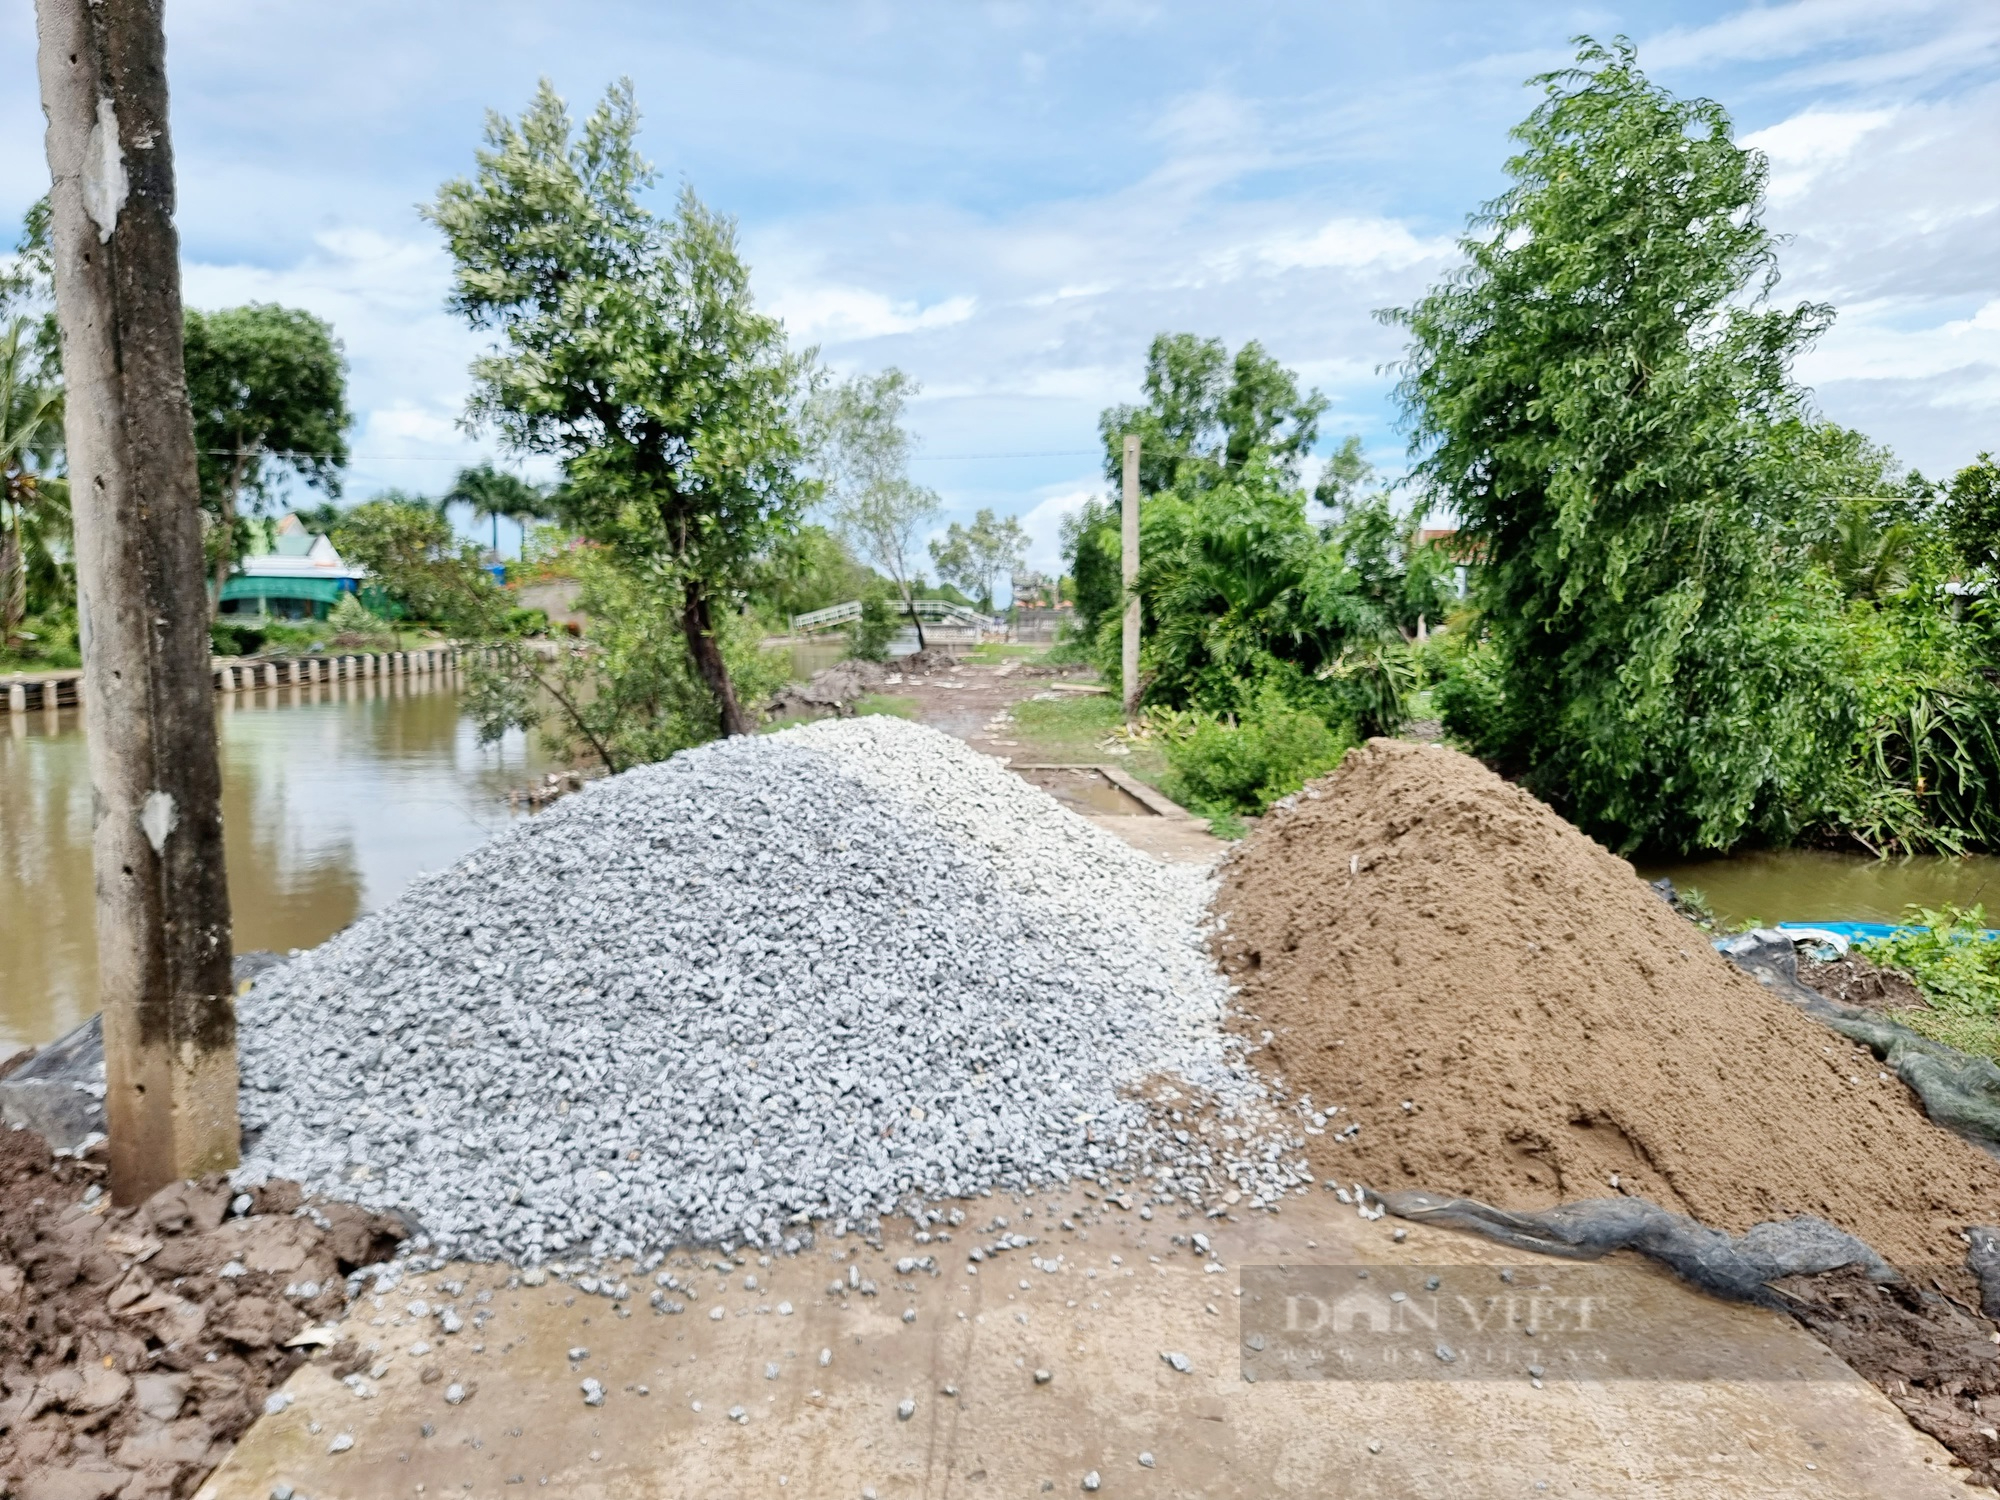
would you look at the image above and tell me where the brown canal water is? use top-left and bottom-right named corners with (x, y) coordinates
top-left (0, 672), bottom-right (552, 1055)
top-left (1636, 849), bottom-right (2000, 929)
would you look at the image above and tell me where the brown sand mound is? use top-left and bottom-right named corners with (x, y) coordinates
top-left (1212, 738), bottom-right (2000, 1268)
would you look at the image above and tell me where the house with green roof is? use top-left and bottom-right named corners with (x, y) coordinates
top-left (217, 514), bottom-right (366, 620)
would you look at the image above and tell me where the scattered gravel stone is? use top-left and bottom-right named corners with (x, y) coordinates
top-left (897, 1397), bottom-right (917, 1421)
top-left (1138, 1453), bottom-right (1154, 1468)
top-left (581, 1378), bottom-right (604, 1406)
top-left (328, 1433), bottom-right (354, 1455)
top-left (1083, 1472), bottom-right (1101, 1491)
top-left (1161, 1351), bottom-right (1192, 1374)
top-left (444, 1382), bottom-right (469, 1404)
top-left (1034, 1368), bottom-right (1052, 1384)
top-left (233, 720), bottom-right (1303, 1259)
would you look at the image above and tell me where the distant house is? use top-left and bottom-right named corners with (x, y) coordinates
top-left (218, 514), bottom-right (365, 621)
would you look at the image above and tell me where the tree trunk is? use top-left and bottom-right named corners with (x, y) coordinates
top-left (209, 452), bottom-right (248, 619)
top-left (681, 576), bottom-right (749, 737)
top-left (37, 0), bottom-right (239, 1202)
top-left (898, 579), bottom-right (927, 650)
top-left (1, 491), bottom-right (22, 637)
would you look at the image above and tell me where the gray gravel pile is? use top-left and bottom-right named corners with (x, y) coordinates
top-left (236, 716), bottom-right (1305, 1260)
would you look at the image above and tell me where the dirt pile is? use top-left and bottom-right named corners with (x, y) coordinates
top-left (1800, 952), bottom-right (1933, 1014)
top-left (1211, 738), bottom-right (2000, 1269)
top-left (0, 1128), bottom-right (406, 1500)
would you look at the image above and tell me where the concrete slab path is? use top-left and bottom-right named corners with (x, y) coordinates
top-left (195, 1192), bottom-right (1970, 1500)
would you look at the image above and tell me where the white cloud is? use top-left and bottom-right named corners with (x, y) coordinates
top-left (1245, 217), bottom-right (1454, 273)
top-left (1742, 109), bottom-right (1895, 198)
top-left (767, 285), bottom-right (977, 344)
top-left (1017, 484), bottom-right (1099, 572)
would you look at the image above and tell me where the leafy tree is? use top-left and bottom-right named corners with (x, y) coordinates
top-left (1098, 334), bottom-right (1327, 498)
top-left (1073, 334), bottom-right (1329, 638)
top-left (428, 79), bottom-right (811, 738)
top-left (331, 496), bottom-right (496, 630)
top-left (1312, 434), bottom-right (1372, 512)
top-left (446, 461), bottom-right (549, 554)
top-left (747, 522), bottom-right (875, 623)
top-left (1387, 38), bottom-right (1869, 853)
top-left (0, 318), bottom-right (65, 640)
top-left (1947, 454), bottom-right (2000, 575)
top-left (929, 508), bottom-right (1027, 611)
top-left (0, 199), bottom-right (58, 381)
top-left (182, 304), bottom-right (351, 615)
top-left (464, 543), bottom-right (787, 774)
top-left (847, 587), bottom-right (898, 663)
top-left (816, 368), bottom-right (941, 648)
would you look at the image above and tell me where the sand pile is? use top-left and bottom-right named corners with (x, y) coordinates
top-left (1212, 738), bottom-right (2000, 1268)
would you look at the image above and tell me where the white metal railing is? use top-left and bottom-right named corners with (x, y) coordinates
top-left (790, 598), bottom-right (999, 633)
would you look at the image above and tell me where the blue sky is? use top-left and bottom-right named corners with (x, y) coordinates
top-left (4, 0), bottom-right (1998, 574)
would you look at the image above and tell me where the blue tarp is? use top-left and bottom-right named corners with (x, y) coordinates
top-left (1777, 920), bottom-right (2000, 943)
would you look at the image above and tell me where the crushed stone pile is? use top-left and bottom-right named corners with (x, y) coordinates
top-left (1211, 737), bottom-right (2000, 1269)
top-left (0, 1128), bottom-right (405, 1499)
top-left (237, 717), bottom-right (1304, 1262)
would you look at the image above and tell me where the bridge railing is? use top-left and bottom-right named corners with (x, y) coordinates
top-left (790, 598), bottom-right (1000, 634)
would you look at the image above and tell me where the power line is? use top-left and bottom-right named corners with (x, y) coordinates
top-left (200, 447), bottom-right (1104, 463)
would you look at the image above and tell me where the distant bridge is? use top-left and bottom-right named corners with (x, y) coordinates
top-left (790, 598), bottom-right (1000, 635)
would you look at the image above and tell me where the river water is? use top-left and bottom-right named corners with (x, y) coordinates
top-left (14, 655), bottom-right (1996, 1056)
top-left (1636, 850), bottom-right (2000, 930)
top-left (0, 673), bottom-right (550, 1055)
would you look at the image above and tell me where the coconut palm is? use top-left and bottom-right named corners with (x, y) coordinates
top-left (0, 318), bottom-right (65, 640)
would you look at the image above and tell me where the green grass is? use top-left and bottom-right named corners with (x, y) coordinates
top-left (853, 693), bottom-right (920, 720)
top-left (960, 642), bottom-right (1053, 665)
top-left (1002, 695), bottom-right (1170, 786)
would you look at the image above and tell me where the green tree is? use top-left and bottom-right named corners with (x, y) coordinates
top-left (929, 508), bottom-right (1027, 611)
top-left (1947, 454), bottom-right (2000, 575)
top-left (815, 368), bottom-right (941, 649)
top-left (0, 199), bottom-right (58, 381)
top-left (182, 304), bottom-right (351, 616)
top-left (1387, 38), bottom-right (1865, 853)
top-left (428, 79), bottom-right (811, 738)
top-left (1098, 334), bottom-right (1327, 498)
top-left (0, 318), bottom-right (66, 640)
top-left (463, 543), bottom-right (788, 774)
top-left (1072, 334), bottom-right (1328, 638)
top-left (332, 496), bottom-right (496, 630)
top-left (747, 522), bottom-right (875, 623)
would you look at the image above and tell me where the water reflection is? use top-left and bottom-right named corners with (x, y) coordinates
top-left (1636, 848), bottom-right (2000, 929)
top-left (0, 672), bottom-right (550, 1053)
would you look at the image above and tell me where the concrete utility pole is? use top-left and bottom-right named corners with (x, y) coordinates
top-left (1121, 434), bottom-right (1141, 722)
top-left (37, 0), bottom-right (239, 1200)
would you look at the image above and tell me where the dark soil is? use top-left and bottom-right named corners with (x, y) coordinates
top-left (1781, 1265), bottom-right (2000, 1488)
top-left (1799, 952), bottom-right (1933, 1013)
top-left (0, 1128), bottom-right (406, 1500)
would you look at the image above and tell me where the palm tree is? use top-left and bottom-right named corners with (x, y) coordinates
top-left (1814, 498), bottom-right (1920, 602)
top-left (0, 319), bottom-right (64, 641)
top-left (445, 463), bottom-right (549, 558)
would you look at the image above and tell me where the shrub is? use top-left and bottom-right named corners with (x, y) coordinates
top-left (208, 620), bottom-right (265, 657)
top-left (1157, 694), bottom-right (1356, 817)
top-left (847, 590), bottom-right (895, 663)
